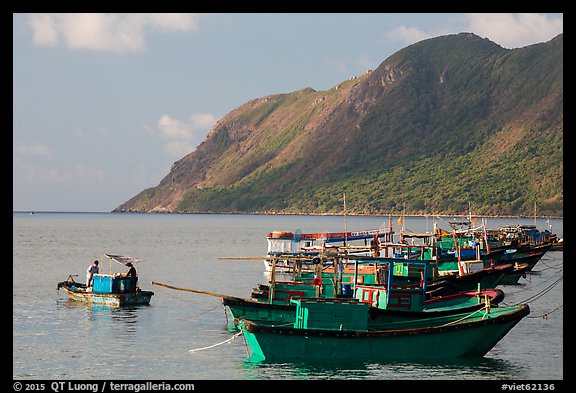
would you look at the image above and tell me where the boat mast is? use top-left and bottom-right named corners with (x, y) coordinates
top-left (343, 193), bottom-right (348, 247)
top-left (425, 201), bottom-right (429, 234)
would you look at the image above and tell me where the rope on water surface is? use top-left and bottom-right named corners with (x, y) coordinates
top-left (507, 274), bottom-right (563, 320)
top-left (189, 331), bottom-right (243, 353)
top-left (500, 268), bottom-right (563, 296)
top-left (517, 275), bottom-right (563, 305)
top-left (533, 257), bottom-right (563, 271)
top-left (527, 304), bottom-right (563, 319)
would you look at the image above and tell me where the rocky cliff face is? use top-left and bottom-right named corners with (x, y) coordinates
top-left (115, 33), bottom-right (563, 217)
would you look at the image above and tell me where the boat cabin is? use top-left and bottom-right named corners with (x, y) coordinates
top-left (291, 298), bottom-right (369, 331)
top-left (92, 274), bottom-right (136, 294)
top-left (266, 228), bottom-right (395, 256)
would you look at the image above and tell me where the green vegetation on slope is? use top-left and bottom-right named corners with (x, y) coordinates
top-left (115, 33), bottom-right (563, 217)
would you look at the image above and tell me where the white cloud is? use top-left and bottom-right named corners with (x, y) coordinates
top-left (464, 13), bottom-right (563, 49)
top-left (385, 25), bottom-right (436, 46)
top-left (22, 164), bottom-right (66, 184)
top-left (384, 13), bottom-right (562, 50)
top-left (156, 113), bottom-right (217, 157)
top-left (27, 13), bottom-right (199, 52)
top-left (28, 14), bottom-right (59, 46)
top-left (14, 143), bottom-right (56, 160)
top-left (157, 115), bottom-right (193, 140)
top-left (16, 162), bottom-right (105, 185)
top-left (190, 113), bottom-right (217, 130)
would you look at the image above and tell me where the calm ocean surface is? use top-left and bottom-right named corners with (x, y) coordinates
top-left (13, 212), bottom-right (563, 381)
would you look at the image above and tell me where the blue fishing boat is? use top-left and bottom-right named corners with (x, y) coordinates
top-left (57, 253), bottom-right (154, 307)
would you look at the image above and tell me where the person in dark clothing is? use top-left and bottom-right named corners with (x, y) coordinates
top-left (123, 262), bottom-right (138, 291)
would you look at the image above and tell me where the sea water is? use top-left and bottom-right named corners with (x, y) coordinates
top-left (13, 212), bottom-right (563, 380)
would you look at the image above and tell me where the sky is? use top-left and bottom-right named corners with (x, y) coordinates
top-left (12, 13), bottom-right (564, 212)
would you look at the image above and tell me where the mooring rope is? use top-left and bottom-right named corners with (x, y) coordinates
top-left (533, 257), bottom-right (564, 271)
top-left (517, 275), bottom-right (563, 304)
top-left (501, 268), bottom-right (563, 296)
top-left (501, 273), bottom-right (564, 320)
top-left (189, 331), bottom-right (243, 353)
top-left (527, 304), bottom-right (563, 319)
top-left (438, 305), bottom-right (489, 327)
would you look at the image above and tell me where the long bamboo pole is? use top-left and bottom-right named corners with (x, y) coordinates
top-left (151, 281), bottom-right (230, 299)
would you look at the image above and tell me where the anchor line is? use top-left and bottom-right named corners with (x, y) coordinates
top-left (517, 275), bottom-right (563, 305)
top-left (527, 304), bottom-right (563, 319)
top-left (194, 304), bottom-right (221, 317)
top-left (189, 331), bottom-right (243, 353)
top-left (500, 274), bottom-right (564, 319)
top-left (533, 258), bottom-right (564, 271)
top-left (241, 330), bottom-right (250, 357)
top-left (500, 268), bottom-right (563, 296)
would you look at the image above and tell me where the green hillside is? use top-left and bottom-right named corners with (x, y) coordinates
top-left (114, 33), bottom-right (563, 217)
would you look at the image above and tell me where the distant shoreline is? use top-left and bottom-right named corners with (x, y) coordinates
top-left (18, 209), bottom-right (559, 219)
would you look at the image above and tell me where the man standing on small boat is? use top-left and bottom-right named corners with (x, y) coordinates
top-left (86, 260), bottom-right (99, 288)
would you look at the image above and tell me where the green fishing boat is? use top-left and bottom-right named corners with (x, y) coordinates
top-left (224, 286), bottom-right (504, 328)
top-left (252, 254), bottom-right (512, 304)
top-left (223, 257), bottom-right (506, 328)
top-left (239, 298), bottom-right (530, 362)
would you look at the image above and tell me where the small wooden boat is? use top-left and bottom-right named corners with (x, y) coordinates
top-left (57, 253), bottom-right (154, 307)
top-left (239, 298), bottom-right (530, 362)
top-left (57, 276), bottom-right (154, 306)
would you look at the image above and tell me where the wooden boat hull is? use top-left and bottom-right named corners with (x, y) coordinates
top-left (223, 296), bottom-right (295, 326)
top-left (240, 304), bottom-right (530, 362)
top-left (224, 288), bottom-right (505, 328)
top-left (498, 263), bottom-right (530, 285)
top-left (550, 239), bottom-right (563, 251)
top-left (429, 264), bottom-right (513, 294)
top-left (499, 244), bottom-right (551, 271)
top-left (58, 282), bottom-right (154, 307)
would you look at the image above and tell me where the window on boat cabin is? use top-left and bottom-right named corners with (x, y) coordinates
top-left (267, 238), bottom-right (294, 253)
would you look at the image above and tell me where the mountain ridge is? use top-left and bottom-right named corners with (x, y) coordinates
top-left (115, 33), bottom-right (563, 217)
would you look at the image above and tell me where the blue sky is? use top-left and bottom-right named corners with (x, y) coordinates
top-left (13, 13), bottom-right (563, 212)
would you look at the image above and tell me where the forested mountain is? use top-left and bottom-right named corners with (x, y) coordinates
top-left (115, 33), bottom-right (563, 217)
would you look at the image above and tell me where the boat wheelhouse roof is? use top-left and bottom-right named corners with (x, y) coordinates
top-left (400, 229), bottom-right (434, 238)
top-left (103, 253), bottom-right (143, 264)
top-left (267, 228), bottom-right (393, 243)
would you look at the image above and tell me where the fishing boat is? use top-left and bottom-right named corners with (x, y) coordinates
top-left (225, 286), bottom-right (505, 328)
top-left (499, 243), bottom-right (552, 271)
top-left (497, 262), bottom-right (531, 285)
top-left (397, 224), bottom-right (529, 287)
top-left (253, 241), bottom-right (518, 306)
top-left (57, 253), bottom-right (154, 307)
top-left (498, 224), bottom-right (556, 247)
top-left (550, 237), bottom-right (563, 251)
top-left (239, 298), bottom-right (530, 362)
top-left (264, 226), bottom-right (394, 272)
top-left (223, 257), bottom-right (506, 327)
